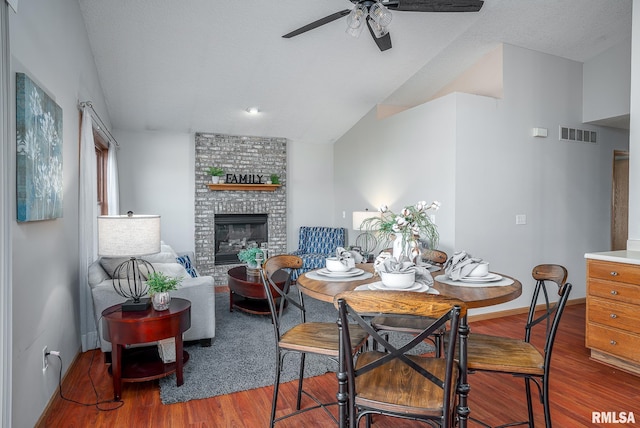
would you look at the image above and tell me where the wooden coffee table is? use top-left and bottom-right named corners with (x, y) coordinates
top-left (227, 266), bottom-right (288, 315)
top-left (101, 298), bottom-right (191, 400)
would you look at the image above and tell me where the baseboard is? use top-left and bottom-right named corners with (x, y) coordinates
top-left (468, 297), bottom-right (585, 322)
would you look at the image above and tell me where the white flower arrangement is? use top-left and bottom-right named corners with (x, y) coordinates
top-left (361, 200), bottom-right (441, 253)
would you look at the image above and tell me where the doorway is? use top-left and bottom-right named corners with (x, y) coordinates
top-left (611, 150), bottom-right (629, 250)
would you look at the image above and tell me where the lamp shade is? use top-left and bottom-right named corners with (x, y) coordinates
top-left (352, 211), bottom-right (379, 230)
top-left (98, 214), bottom-right (161, 257)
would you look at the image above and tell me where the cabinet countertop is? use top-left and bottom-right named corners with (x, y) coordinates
top-left (584, 250), bottom-right (640, 265)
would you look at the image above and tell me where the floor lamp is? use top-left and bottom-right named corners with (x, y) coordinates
top-left (98, 212), bottom-right (161, 311)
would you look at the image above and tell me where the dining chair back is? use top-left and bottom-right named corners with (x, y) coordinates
top-left (261, 255), bottom-right (368, 427)
top-left (466, 264), bottom-right (572, 428)
top-left (335, 290), bottom-right (466, 428)
top-left (422, 249), bottom-right (449, 266)
top-left (371, 249), bottom-right (449, 355)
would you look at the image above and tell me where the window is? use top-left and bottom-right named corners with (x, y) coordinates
top-left (94, 130), bottom-right (108, 215)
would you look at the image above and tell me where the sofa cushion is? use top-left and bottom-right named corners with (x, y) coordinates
top-left (99, 257), bottom-right (130, 279)
top-left (176, 254), bottom-right (198, 277)
top-left (144, 251), bottom-right (178, 264)
top-left (88, 261), bottom-right (110, 288)
top-left (144, 262), bottom-right (191, 280)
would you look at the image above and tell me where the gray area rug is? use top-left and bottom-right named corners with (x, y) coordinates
top-left (159, 289), bottom-right (433, 404)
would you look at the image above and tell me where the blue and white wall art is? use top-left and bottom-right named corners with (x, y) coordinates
top-left (16, 72), bottom-right (63, 222)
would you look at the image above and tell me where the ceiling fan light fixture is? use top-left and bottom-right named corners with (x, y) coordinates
top-left (369, 19), bottom-right (389, 39)
top-left (370, 2), bottom-right (392, 27)
top-left (346, 4), bottom-right (367, 38)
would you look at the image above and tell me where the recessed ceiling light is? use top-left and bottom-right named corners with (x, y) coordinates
top-left (246, 107), bottom-right (260, 115)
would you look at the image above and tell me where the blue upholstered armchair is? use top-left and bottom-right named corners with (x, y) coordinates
top-left (290, 226), bottom-right (346, 280)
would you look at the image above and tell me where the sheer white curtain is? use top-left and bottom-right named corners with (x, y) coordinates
top-left (107, 141), bottom-right (119, 215)
top-left (79, 107), bottom-right (99, 351)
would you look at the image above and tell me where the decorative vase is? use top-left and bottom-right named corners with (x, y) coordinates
top-left (211, 176), bottom-right (220, 184)
top-left (246, 261), bottom-right (260, 276)
top-left (151, 292), bottom-right (171, 311)
top-left (392, 233), bottom-right (420, 263)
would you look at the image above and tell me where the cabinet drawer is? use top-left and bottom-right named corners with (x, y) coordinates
top-left (587, 259), bottom-right (640, 284)
top-left (586, 323), bottom-right (640, 364)
top-left (588, 297), bottom-right (640, 330)
top-left (588, 278), bottom-right (640, 305)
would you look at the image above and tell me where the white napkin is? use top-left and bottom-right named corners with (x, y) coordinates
top-left (373, 251), bottom-right (393, 273)
top-left (347, 248), bottom-right (364, 264)
top-left (444, 251), bottom-right (485, 281)
top-left (374, 255), bottom-right (434, 287)
top-left (335, 247), bottom-right (357, 268)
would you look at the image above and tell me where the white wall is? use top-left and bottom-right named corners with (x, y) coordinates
top-left (116, 130), bottom-right (195, 252)
top-left (115, 131), bottom-right (335, 254)
top-left (287, 142), bottom-right (335, 250)
top-left (629, 1), bottom-right (640, 247)
top-left (333, 95), bottom-right (458, 255)
top-left (583, 37), bottom-right (631, 124)
top-left (333, 44), bottom-right (629, 316)
top-left (8, 0), bottom-right (108, 426)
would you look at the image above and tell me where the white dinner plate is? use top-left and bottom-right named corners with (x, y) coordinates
top-left (316, 268), bottom-right (364, 278)
top-left (366, 281), bottom-right (439, 294)
top-left (458, 273), bottom-right (503, 283)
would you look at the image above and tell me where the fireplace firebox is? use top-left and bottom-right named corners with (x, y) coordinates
top-left (214, 214), bottom-right (268, 265)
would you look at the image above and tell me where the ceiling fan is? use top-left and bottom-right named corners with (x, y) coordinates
top-left (282, 0), bottom-right (484, 52)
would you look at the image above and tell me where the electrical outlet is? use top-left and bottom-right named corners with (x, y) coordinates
top-left (42, 346), bottom-right (48, 372)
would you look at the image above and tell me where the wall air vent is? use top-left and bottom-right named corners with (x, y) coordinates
top-left (559, 126), bottom-right (596, 143)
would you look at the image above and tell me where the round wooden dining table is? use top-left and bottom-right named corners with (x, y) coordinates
top-left (296, 263), bottom-right (522, 309)
top-left (296, 263), bottom-right (523, 428)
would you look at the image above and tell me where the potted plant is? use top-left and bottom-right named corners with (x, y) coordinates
top-left (146, 271), bottom-right (183, 310)
top-left (268, 174), bottom-right (280, 185)
top-left (237, 246), bottom-right (265, 275)
top-left (207, 166), bottom-right (224, 184)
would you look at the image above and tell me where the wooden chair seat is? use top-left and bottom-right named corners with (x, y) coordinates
top-left (372, 315), bottom-right (440, 333)
top-left (466, 333), bottom-right (544, 375)
top-left (354, 351), bottom-right (459, 416)
top-left (280, 322), bottom-right (368, 357)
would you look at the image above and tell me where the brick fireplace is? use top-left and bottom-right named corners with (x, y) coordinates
top-left (194, 133), bottom-right (287, 285)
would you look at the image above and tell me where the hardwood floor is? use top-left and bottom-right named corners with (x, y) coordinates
top-left (36, 303), bottom-right (640, 427)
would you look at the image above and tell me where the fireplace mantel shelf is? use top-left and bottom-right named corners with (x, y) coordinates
top-left (207, 183), bottom-right (281, 191)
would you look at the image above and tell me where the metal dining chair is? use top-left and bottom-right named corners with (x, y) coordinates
top-left (465, 264), bottom-right (573, 428)
top-left (335, 290), bottom-right (466, 428)
top-left (370, 249), bottom-right (449, 355)
top-left (260, 255), bottom-right (368, 427)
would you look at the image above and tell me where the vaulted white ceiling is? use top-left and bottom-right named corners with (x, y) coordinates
top-left (78, 0), bottom-right (632, 145)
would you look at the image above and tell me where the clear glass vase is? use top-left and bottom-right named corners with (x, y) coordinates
top-left (392, 233), bottom-right (420, 263)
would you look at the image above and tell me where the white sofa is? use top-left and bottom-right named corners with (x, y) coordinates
top-left (88, 242), bottom-right (216, 354)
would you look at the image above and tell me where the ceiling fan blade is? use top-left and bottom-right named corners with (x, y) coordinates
top-left (366, 18), bottom-right (392, 52)
top-left (385, 0), bottom-right (484, 12)
top-left (282, 9), bottom-right (351, 38)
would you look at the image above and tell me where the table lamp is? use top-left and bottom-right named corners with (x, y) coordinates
top-left (98, 212), bottom-right (161, 311)
top-left (352, 210), bottom-right (379, 256)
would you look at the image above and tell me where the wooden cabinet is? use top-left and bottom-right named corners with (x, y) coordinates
top-left (586, 259), bottom-right (640, 375)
